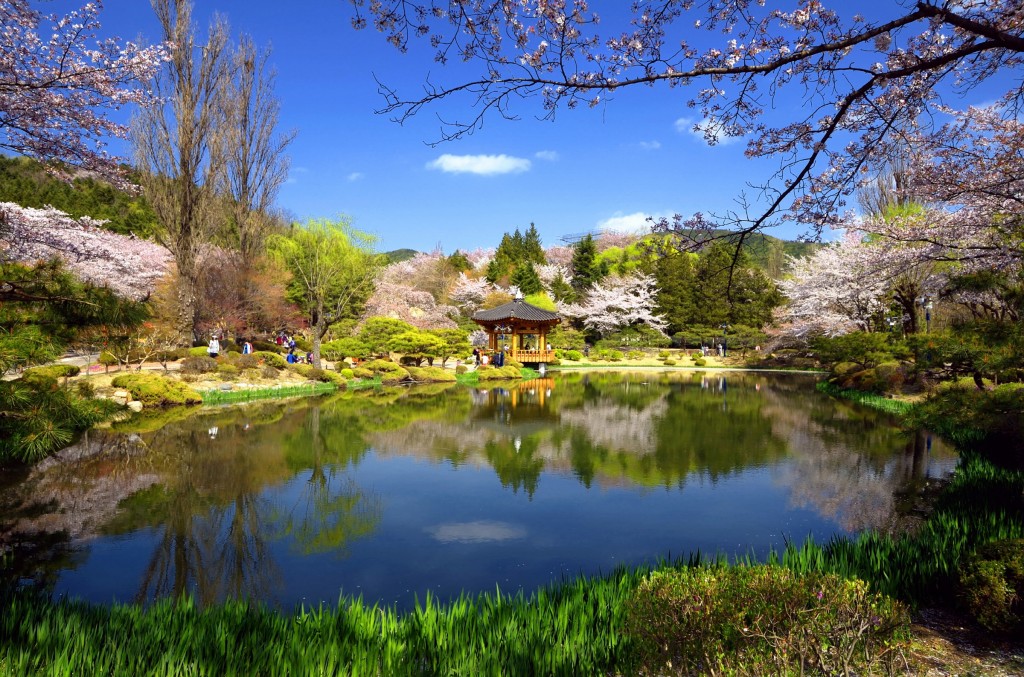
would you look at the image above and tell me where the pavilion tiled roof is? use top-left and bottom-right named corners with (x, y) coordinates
top-left (472, 299), bottom-right (561, 323)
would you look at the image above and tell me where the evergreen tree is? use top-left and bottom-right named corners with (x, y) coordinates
top-left (523, 223), bottom-right (546, 264)
top-left (548, 270), bottom-right (575, 303)
top-left (510, 261), bottom-right (542, 295)
top-left (570, 234), bottom-right (600, 294)
top-left (654, 251), bottom-right (698, 335)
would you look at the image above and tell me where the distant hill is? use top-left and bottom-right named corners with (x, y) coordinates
top-left (0, 155), bottom-right (160, 238)
top-left (385, 248), bottom-right (419, 263)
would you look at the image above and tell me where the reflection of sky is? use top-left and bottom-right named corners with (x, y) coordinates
top-left (427, 520), bottom-right (526, 543)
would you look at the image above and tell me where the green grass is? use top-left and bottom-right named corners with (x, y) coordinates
top-left (815, 381), bottom-right (915, 416)
top-left (198, 377), bottom-right (384, 405)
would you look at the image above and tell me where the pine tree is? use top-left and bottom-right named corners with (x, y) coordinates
top-left (654, 251), bottom-right (698, 335)
top-left (510, 261), bottom-right (542, 295)
top-left (570, 234), bottom-right (600, 294)
top-left (523, 223), bottom-right (546, 264)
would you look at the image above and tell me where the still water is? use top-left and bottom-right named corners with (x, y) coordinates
top-left (0, 371), bottom-right (955, 610)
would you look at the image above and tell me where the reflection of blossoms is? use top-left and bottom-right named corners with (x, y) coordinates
top-left (1, 202), bottom-right (172, 299)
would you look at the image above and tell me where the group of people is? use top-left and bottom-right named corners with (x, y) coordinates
top-left (207, 332), bottom-right (313, 364)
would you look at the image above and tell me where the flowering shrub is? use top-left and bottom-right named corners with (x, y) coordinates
top-left (624, 565), bottom-right (909, 676)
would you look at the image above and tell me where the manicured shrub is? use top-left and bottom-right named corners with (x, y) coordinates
top-left (353, 367), bottom-right (374, 379)
top-left (339, 368), bottom-right (355, 379)
top-left (290, 365), bottom-right (346, 386)
top-left (607, 350), bottom-right (624, 361)
top-left (254, 351), bottom-right (287, 369)
top-left (216, 363), bottom-right (239, 375)
top-left (407, 366), bottom-right (456, 383)
top-left (251, 340), bottom-right (280, 353)
top-left (658, 350), bottom-right (671, 359)
top-left (180, 356), bottom-right (217, 374)
top-left (23, 364), bottom-right (80, 380)
top-left (109, 373), bottom-right (202, 407)
top-left (188, 346), bottom-right (210, 357)
top-left (505, 357), bottom-right (523, 369)
top-left (959, 539), bottom-right (1024, 633)
top-left (624, 565), bottom-right (910, 677)
top-left (693, 357), bottom-right (707, 367)
top-left (663, 359), bottom-right (676, 366)
top-left (478, 365), bottom-right (522, 380)
top-left (627, 351), bottom-right (644, 360)
top-left (562, 349), bottom-right (583, 361)
top-left (361, 359), bottom-right (410, 383)
top-left (455, 365), bottom-right (468, 375)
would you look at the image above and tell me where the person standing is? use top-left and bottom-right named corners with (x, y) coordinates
top-left (242, 340), bottom-right (253, 355)
top-left (208, 335), bottom-right (221, 358)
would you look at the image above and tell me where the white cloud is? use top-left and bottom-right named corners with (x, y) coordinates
top-left (427, 520), bottom-right (526, 543)
top-left (638, 140), bottom-right (661, 150)
top-left (596, 211), bottom-right (662, 234)
top-left (285, 166), bottom-right (308, 185)
top-left (347, 172), bottom-right (364, 182)
top-left (426, 153), bottom-right (531, 175)
top-left (534, 150), bottom-right (559, 161)
top-left (674, 116), bottom-right (742, 146)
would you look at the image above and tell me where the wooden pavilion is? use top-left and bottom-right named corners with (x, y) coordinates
top-left (471, 297), bottom-right (561, 364)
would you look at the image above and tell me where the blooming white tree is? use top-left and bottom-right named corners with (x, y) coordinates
top-left (449, 272), bottom-right (494, 314)
top-left (561, 272), bottom-right (667, 337)
top-left (363, 281), bottom-right (459, 329)
top-left (0, 0), bottom-right (167, 184)
top-left (776, 232), bottom-right (890, 338)
top-left (0, 202), bottom-right (172, 300)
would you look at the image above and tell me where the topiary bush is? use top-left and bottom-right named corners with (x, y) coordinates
top-left (188, 346), bottom-right (211, 358)
top-left (693, 357), bottom-right (707, 367)
top-left (251, 340), bottom-right (280, 353)
top-left (455, 365), bottom-right (467, 375)
top-left (339, 368), bottom-right (355, 379)
top-left (562, 349), bottom-right (583, 361)
top-left (664, 359), bottom-right (676, 366)
top-left (23, 364), bottom-right (80, 380)
top-left (624, 565), bottom-right (910, 677)
top-left (959, 538), bottom-right (1024, 633)
top-left (407, 366), bottom-right (457, 383)
top-left (478, 365), bottom-right (522, 380)
top-left (109, 373), bottom-right (202, 407)
top-left (658, 350), bottom-right (671, 359)
top-left (180, 356), bottom-right (217, 374)
top-left (627, 350), bottom-right (644, 360)
top-left (216, 363), bottom-right (239, 376)
top-left (353, 367), bottom-right (373, 379)
top-left (607, 350), bottom-right (624, 362)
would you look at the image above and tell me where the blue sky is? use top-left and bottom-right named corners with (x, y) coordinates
top-left (88, 1), bottom-right (993, 254)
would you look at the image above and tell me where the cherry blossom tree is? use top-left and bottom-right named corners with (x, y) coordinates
top-left (0, 0), bottom-right (167, 185)
top-left (0, 202), bottom-right (172, 300)
top-left (449, 272), bottom-right (494, 314)
top-left (775, 232), bottom-right (890, 338)
top-left (352, 1), bottom-right (1024, 245)
top-left (560, 272), bottom-right (667, 337)
top-left (363, 280), bottom-right (459, 329)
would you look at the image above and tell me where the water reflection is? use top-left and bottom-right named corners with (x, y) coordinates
top-left (0, 372), bottom-right (958, 609)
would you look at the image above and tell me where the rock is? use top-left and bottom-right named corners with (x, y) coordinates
top-left (219, 383), bottom-right (233, 391)
top-left (126, 401), bottom-right (144, 412)
top-left (112, 396), bottom-right (128, 406)
top-left (113, 390), bottom-right (130, 400)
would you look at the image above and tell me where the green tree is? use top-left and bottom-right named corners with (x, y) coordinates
top-left (510, 261), bottom-right (542, 295)
top-left (0, 260), bottom-right (149, 463)
top-left (428, 328), bottom-right (472, 367)
top-left (523, 223), bottom-right (546, 265)
top-left (548, 270), bottom-right (575, 303)
top-left (570, 234), bottom-right (600, 294)
top-left (654, 251), bottom-right (698, 335)
top-left (268, 218), bottom-right (381, 368)
top-left (387, 330), bottom-right (444, 365)
top-left (358, 317), bottom-right (415, 356)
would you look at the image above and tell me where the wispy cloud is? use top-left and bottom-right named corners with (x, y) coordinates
top-left (427, 153), bottom-right (531, 175)
top-left (534, 150), bottom-right (559, 161)
top-left (675, 116), bottom-right (742, 146)
top-left (596, 211), bottom-right (662, 234)
top-left (347, 172), bottom-right (364, 182)
top-left (427, 520), bottom-right (526, 544)
top-left (637, 140), bottom-right (661, 150)
top-left (285, 166), bottom-right (309, 185)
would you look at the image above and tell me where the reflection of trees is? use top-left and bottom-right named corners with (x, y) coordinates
top-left (275, 406), bottom-right (381, 556)
top-left (483, 436), bottom-right (544, 497)
top-left (759, 387), bottom-right (957, 534)
top-left (0, 429), bottom-right (155, 591)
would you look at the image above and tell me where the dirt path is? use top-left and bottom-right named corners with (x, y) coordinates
top-left (910, 609), bottom-right (1024, 676)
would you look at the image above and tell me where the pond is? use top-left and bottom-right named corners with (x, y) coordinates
top-left (0, 371), bottom-right (956, 611)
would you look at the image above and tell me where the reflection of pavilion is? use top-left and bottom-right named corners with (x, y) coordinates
top-left (471, 378), bottom-right (558, 433)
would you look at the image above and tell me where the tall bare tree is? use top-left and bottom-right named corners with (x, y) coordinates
top-left (221, 35), bottom-right (295, 271)
top-left (132, 0), bottom-right (231, 343)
